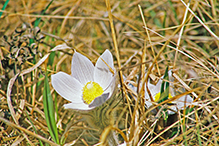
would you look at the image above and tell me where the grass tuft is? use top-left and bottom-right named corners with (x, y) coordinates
top-left (0, 0), bottom-right (219, 145)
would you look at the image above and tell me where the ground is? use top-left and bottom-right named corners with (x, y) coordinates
top-left (0, 0), bottom-right (219, 145)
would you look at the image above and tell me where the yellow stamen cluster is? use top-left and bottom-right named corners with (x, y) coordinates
top-left (154, 92), bottom-right (172, 102)
top-left (82, 81), bottom-right (104, 104)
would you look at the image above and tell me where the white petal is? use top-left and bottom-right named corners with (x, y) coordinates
top-left (94, 49), bottom-right (114, 89)
top-left (118, 142), bottom-right (127, 146)
top-left (95, 74), bottom-right (117, 108)
top-left (145, 100), bottom-right (153, 108)
top-left (153, 70), bottom-right (174, 94)
top-left (99, 49), bottom-right (114, 70)
top-left (71, 52), bottom-right (94, 85)
top-left (168, 107), bottom-right (177, 115)
top-left (63, 102), bottom-right (94, 110)
top-left (90, 74), bottom-right (117, 108)
top-left (168, 70), bottom-right (174, 82)
top-left (104, 73), bottom-right (117, 94)
top-left (89, 93), bottom-right (109, 108)
top-left (175, 95), bottom-right (193, 109)
top-left (148, 81), bottom-right (156, 90)
top-left (51, 72), bottom-right (83, 102)
top-left (145, 93), bottom-right (153, 108)
top-left (148, 82), bottom-right (159, 98)
top-left (166, 94), bottom-right (194, 115)
top-left (144, 82), bottom-right (157, 107)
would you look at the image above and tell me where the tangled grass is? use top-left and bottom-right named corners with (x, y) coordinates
top-left (0, 0), bottom-right (219, 145)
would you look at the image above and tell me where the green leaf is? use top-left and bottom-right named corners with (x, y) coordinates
top-left (185, 106), bottom-right (194, 115)
top-left (169, 126), bottom-right (179, 138)
top-left (159, 66), bottom-right (169, 121)
top-left (29, 0), bottom-right (54, 45)
top-left (34, 0), bottom-right (54, 27)
top-left (159, 66), bottom-right (169, 103)
top-left (43, 74), bottom-right (59, 144)
top-left (0, 0), bottom-right (10, 17)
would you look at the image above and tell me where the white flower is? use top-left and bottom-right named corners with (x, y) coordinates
top-left (51, 49), bottom-right (116, 110)
top-left (145, 71), bottom-right (194, 115)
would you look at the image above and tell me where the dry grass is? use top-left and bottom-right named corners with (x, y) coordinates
top-left (0, 0), bottom-right (219, 145)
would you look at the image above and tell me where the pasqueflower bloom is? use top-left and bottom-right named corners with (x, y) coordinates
top-left (144, 71), bottom-right (194, 114)
top-left (51, 49), bottom-right (116, 110)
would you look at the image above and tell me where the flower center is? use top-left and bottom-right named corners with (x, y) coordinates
top-left (82, 81), bottom-right (104, 104)
top-left (154, 92), bottom-right (172, 102)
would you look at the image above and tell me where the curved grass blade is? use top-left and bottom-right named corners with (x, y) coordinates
top-left (0, 0), bottom-right (10, 17)
top-left (43, 74), bottom-right (59, 144)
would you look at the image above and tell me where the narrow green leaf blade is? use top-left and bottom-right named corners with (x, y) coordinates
top-left (159, 66), bottom-right (169, 120)
top-left (0, 0), bottom-right (10, 17)
top-left (34, 0), bottom-right (54, 27)
top-left (43, 74), bottom-right (59, 144)
top-left (159, 66), bottom-right (169, 103)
